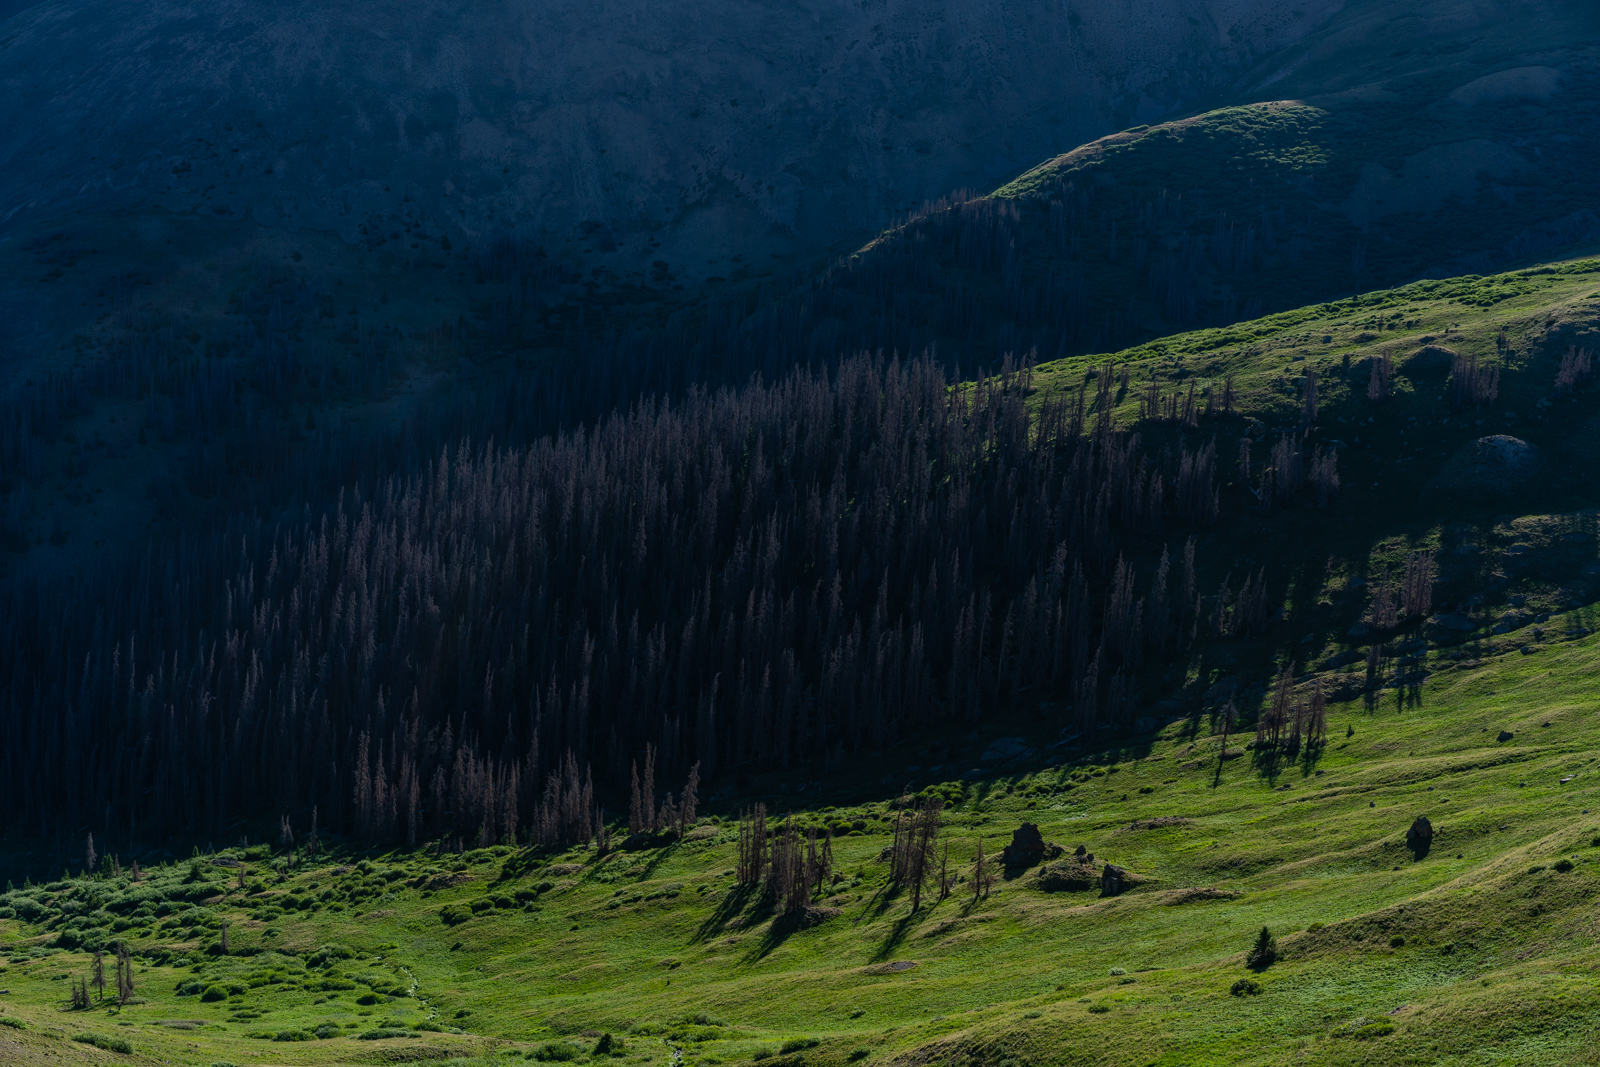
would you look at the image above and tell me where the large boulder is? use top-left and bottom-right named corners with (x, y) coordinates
top-left (1001, 823), bottom-right (1046, 869)
top-left (1406, 816), bottom-right (1433, 860)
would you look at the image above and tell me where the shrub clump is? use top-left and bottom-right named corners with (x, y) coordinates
top-left (0, 1017), bottom-right (25, 1030)
top-left (1035, 859), bottom-right (1098, 893)
top-left (1348, 1019), bottom-right (1396, 1040)
top-left (781, 1037), bottom-right (821, 1053)
top-left (531, 1041), bottom-right (580, 1061)
top-left (74, 1032), bottom-right (134, 1054)
top-left (1230, 978), bottom-right (1262, 996)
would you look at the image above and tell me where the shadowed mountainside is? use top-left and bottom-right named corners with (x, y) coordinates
top-left (0, 0), bottom-right (1342, 278)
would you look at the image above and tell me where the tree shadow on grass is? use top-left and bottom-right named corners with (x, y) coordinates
top-left (748, 905), bottom-right (829, 962)
top-left (858, 880), bottom-right (904, 922)
top-left (867, 910), bottom-right (920, 964)
top-left (690, 884), bottom-right (762, 945)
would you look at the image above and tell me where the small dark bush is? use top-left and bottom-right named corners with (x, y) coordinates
top-left (1231, 979), bottom-right (1261, 996)
top-left (1555, 859), bottom-right (1575, 873)
top-left (0, 1016), bottom-right (26, 1029)
top-left (313, 1023), bottom-right (342, 1039)
top-left (272, 1030), bottom-right (313, 1042)
top-left (1389, 935), bottom-right (1405, 948)
top-left (532, 1041), bottom-right (580, 1061)
top-left (1087, 1003), bottom-right (1110, 1014)
top-left (357, 1028), bottom-right (414, 1040)
top-left (781, 1038), bottom-right (820, 1053)
top-left (847, 1051), bottom-right (870, 1062)
top-left (356, 993), bottom-right (382, 1006)
top-left (200, 985), bottom-right (228, 1002)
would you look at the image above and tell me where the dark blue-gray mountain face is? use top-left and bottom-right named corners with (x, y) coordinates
top-left (0, 0), bottom-right (1340, 272)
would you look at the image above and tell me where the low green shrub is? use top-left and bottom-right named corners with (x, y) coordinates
top-left (532, 1041), bottom-right (580, 1061)
top-left (1231, 979), bottom-right (1262, 996)
top-left (0, 1016), bottom-right (25, 1029)
top-left (73, 1032), bottom-right (134, 1054)
top-left (781, 1037), bottom-right (820, 1053)
top-left (1087, 1004), bottom-right (1110, 1014)
top-left (357, 1028), bottom-right (415, 1040)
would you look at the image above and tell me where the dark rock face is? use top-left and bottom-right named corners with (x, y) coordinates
top-left (1101, 863), bottom-right (1131, 897)
top-left (1002, 823), bottom-right (1046, 868)
top-left (1497, 730), bottom-right (1515, 742)
top-left (1406, 816), bottom-right (1434, 860)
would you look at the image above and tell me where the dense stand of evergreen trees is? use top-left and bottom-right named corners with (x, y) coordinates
top-left (0, 354), bottom-right (1267, 851)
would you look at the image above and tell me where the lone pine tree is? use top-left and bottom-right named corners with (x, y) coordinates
top-left (1247, 926), bottom-right (1278, 970)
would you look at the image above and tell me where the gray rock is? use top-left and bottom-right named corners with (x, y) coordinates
top-left (981, 736), bottom-right (1031, 763)
top-left (1100, 863), bottom-right (1134, 897)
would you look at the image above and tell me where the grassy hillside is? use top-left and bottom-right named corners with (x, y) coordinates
top-left (5, 257), bottom-right (1600, 1066)
top-left (2, 612), bottom-right (1599, 1067)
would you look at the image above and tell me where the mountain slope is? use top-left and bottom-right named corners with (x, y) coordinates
top-left (3, 605), bottom-right (1600, 1067)
top-left (0, 0), bottom-right (1342, 276)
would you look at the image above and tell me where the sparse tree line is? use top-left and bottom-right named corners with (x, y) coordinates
top-left (0, 354), bottom-right (1290, 852)
top-left (735, 796), bottom-right (958, 914)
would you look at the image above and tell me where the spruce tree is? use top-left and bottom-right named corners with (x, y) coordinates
top-left (1246, 926), bottom-right (1277, 970)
